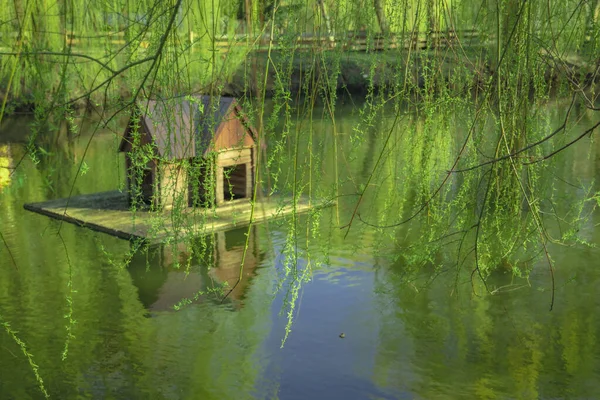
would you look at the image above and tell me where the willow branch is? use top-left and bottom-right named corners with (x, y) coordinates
top-left (451, 92), bottom-right (577, 174)
top-left (0, 51), bottom-right (117, 73)
top-left (0, 229), bottom-right (18, 271)
top-left (525, 119), bottom-right (600, 164)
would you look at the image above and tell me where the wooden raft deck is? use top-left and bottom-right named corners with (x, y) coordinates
top-left (23, 191), bottom-right (331, 242)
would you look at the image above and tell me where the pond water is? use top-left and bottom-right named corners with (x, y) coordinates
top-left (1, 98), bottom-right (600, 399)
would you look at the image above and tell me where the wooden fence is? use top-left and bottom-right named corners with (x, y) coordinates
top-left (1, 27), bottom-right (596, 54)
top-left (0, 29), bottom-right (485, 54)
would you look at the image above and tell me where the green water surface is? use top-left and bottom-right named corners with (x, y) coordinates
top-left (1, 99), bottom-right (600, 399)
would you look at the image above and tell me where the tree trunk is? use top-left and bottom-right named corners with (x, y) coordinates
top-left (373, 0), bottom-right (388, 35)
top-left (317, 0), bottom-right (334, 43)
top-left (426, 0), bottom-right (437, 32)
top-left (244, 0), bottom-right (252, 35)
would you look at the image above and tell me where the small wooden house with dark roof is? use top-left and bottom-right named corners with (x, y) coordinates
top-left (119, 95), bottom-right (257, 208)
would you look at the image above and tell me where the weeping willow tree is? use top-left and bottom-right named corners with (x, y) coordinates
top-left (1, 0), bottom-right (600, 396)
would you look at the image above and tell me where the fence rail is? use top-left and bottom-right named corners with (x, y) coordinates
top-left (0, 29), bottom-right (486, 53)
top-left (1, 28), bottom-right (595, 55)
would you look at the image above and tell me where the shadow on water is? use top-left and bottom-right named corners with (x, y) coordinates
top-left (127, 225), bottom-right (267, 314)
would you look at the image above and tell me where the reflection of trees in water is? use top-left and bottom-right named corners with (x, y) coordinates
top-left (128, 225), bottom-right (266, 312)
top-left (2, 112), bottom-right (127, 202)
top-left (372, 258), bottom-right (600, 399)
top-left (362, 100), bottom-right (600, 398)
top-left (31, 119), bottom-right (77, 199)
top-left (0, 143), bottom-right (14, 189)
top-left (1, 117), bottom-right (32, 190)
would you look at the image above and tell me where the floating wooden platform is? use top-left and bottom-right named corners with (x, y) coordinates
top-left (23, 191), bottom-right (332, 243)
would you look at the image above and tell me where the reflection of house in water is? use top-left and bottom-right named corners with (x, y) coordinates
top-left (210, 226), bottom-right (262, 302)
top-left (128, 225), bottom-right (264, 312)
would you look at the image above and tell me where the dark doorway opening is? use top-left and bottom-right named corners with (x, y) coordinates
top-left (141, 168), bottom-right (154, 205)
top-left (223, 164), bottom-right (247, 201)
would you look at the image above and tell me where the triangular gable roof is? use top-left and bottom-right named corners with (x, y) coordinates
top-left (119, 95), bottom-right (256, 159)
top-left (195, 96), bottom-right (239, 154)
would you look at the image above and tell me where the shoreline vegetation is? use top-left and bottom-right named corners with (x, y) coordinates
top-left (1, 0), bottom-right (598, 116)
top-left (2, 42), bottom-right (599, 113)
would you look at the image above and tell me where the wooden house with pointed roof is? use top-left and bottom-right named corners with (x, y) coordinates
top-left (119, 95), bottom-right (257, 208)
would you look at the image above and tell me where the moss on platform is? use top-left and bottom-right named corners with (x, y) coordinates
top-left (24, 191), bottom-right (332, 243)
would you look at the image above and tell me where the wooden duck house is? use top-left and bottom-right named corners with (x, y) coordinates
top-left (119, 95), bottom-right (257, 208)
